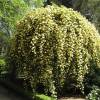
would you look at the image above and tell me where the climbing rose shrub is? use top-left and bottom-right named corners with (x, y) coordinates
top-left (9, 5), bottom-right (100, 96)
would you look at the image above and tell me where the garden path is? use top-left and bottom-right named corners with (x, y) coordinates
top-left (59, 97), bottom-right (85, 100)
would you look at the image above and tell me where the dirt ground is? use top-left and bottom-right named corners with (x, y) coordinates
top-left (59, 97), bottom-right (85, 100)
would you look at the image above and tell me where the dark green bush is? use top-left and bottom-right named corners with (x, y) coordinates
top-left (0, 59), bottom-right (6, 73)
top-left (0, 58), bottom-right (9, 80)
top-left (86, 86), bottom-right (100, 100)
top-left (84, 67), bottom-right (100, 95)
top-left (8, 5), bottom-right (100, 96)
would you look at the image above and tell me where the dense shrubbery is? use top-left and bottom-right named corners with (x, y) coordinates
top-left (84, 67), bottom-right (100, 94)
top-left (86, 86), bottom-right (100, 100)
top-left (8, 5), bottom-right (100, 97)
top-left (0, 59), bottom-right (6, 74)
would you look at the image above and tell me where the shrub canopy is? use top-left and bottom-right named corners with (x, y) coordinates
top-left (9, 5), bottom-right (100, 96)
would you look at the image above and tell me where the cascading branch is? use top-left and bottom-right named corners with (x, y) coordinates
top-left (9, 5), bottom-right (100, 96)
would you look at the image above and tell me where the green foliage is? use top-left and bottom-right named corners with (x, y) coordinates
top-left (0, 0), bottom-right (29, 35)
top-left (84, 38), bottom-right (100, 94)
top-left (46, 0), bottom-right (100, 33)
top-left (86, 86), bottom-right (100, 100)
top-left (35, 94), bottom-right (56, 100)
top-left (0, 0), bottom-right (45, 69)
top-left (0, 59), bottom-right (5, 66)
top-left (73, 0), bottom-right (100, 33)
top-left (0, 31), bottom-right (10, 55)
top-left (34, 0), bottom-right (45, 8)
top-left (87, 0), bottom-right (100, 32)
top-left (84, 67), bottom-right (100, 95)
top-left (8, 5), bottom-right (100, 96)
top-left (0, 58), bottom-right (6, 73)
top-left (0, 0), bottom-right (29, 63)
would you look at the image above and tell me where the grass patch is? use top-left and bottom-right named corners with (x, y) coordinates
top-left (35, 94), bottom-right (56, 100)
